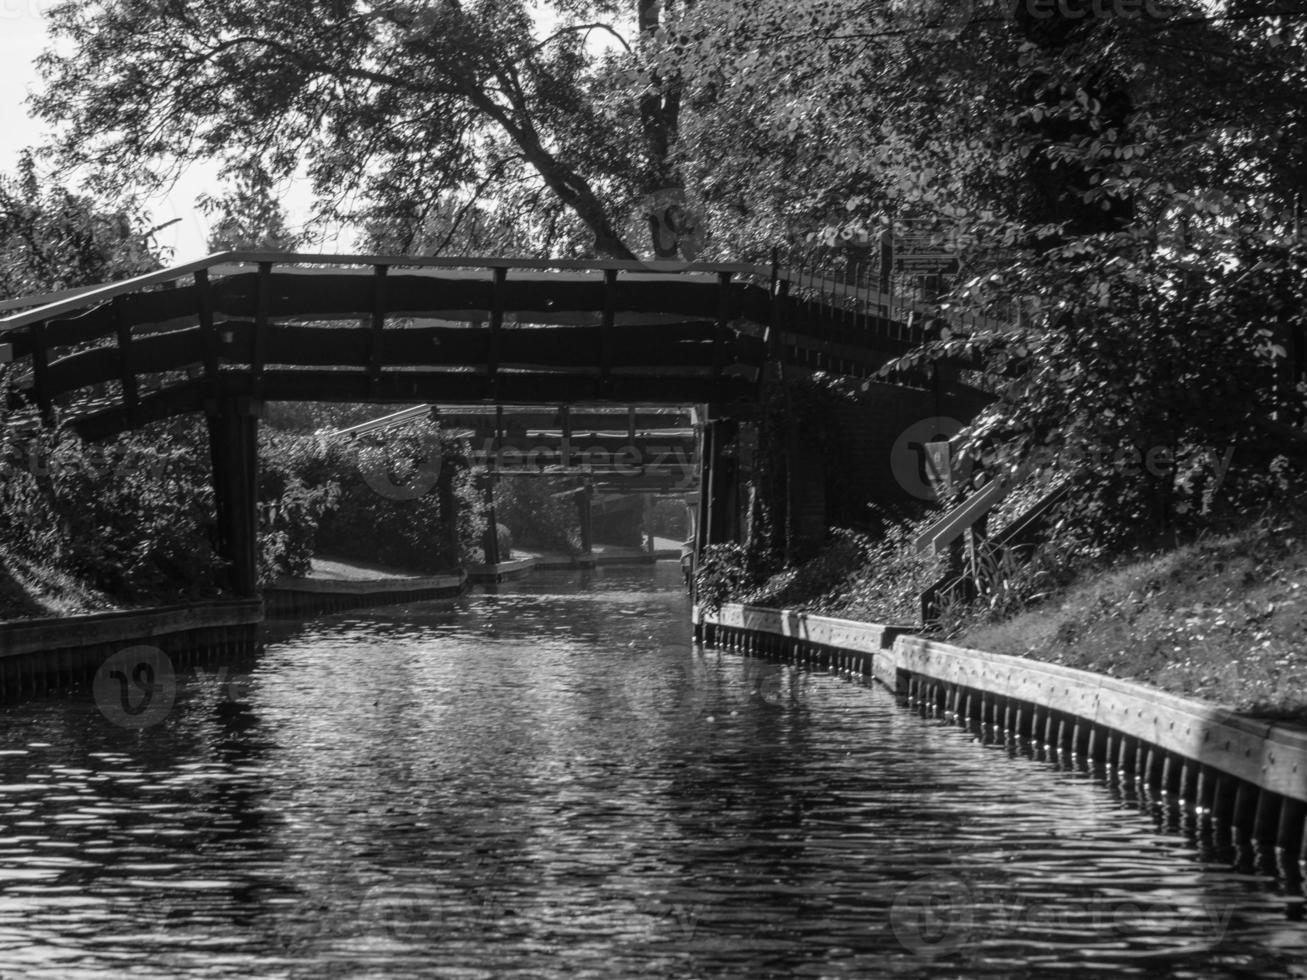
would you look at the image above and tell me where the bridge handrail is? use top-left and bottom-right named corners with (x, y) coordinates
top-left (1, 248), bottom-right (971, 339)
top-left (913, 465), bottom-right (1032, 555)
top-left (330, 404), bottom-right (432, 439)
top-left (0, 251), bottom-right (774, 336)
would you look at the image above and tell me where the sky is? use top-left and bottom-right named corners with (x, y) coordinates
top-left (0, 1), bottom-right (572, 268)
top-left (0, 0), bottom-right (321, 263)
top-left (0, 0), bottom-right (217, 260)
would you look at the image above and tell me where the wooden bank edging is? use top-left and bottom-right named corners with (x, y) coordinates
top-left (1, 599), bottom-right (264, 658)
top-left (695, 602), bottom-right (1307, 867)
top-left (469, 550), bottom-right (676, 584)
top-left (0, 599), bottom-right (264, 695)
top-left (264, 572), bottom-right (466, 617)
top-left (889, 637), bottom-right (1307, 804)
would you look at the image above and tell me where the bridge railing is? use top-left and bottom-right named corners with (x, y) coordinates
top-left (0, 251), bottom-right (767, 334)
top-left (913, 443), bottom-right (1071, 624)
top-left (0, 250), bottom-right (944, 438)
top-left (326, 402), bottom-right (700, 489)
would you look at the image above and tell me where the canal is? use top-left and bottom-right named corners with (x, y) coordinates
top-left (1, 563), bottom-right (1304, 978)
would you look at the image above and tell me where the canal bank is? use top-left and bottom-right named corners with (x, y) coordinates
top-left (0, 550), bottom-right (684, 686)
top-left (0, 598), bottom-right (263, 695)
top-left (695, 602), bottom-right (1307, 881)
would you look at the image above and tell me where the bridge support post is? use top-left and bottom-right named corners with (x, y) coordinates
top-left (206, 397), bottom-right (260, 598)
top-left (641, 493), bottom-right (653, 552)
top-left (437, 464), bottom-right (461, 565)
top-left (700, 409), bottom-right (740, 556)
top-left (576, 480), bottom-right (594, 556)
top-left (480, 473), bottom-right (500, 565)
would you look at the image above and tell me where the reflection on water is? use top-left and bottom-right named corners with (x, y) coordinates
top-left (0, 563), bottom-right (1304, 978)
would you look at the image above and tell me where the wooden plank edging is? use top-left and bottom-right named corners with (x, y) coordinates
top-left (0, 599), bottom-right (264, 659)
top-left (707, 603), bottom-right (911, 654)
top-left (697, 604), bottom-right (1307, 805)
top-left (890, 636), bottom-right (1307, 803)
top-left (268, 572), bottom-right (465, 596)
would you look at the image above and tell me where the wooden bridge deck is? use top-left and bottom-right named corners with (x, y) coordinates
top-left (0, 251), bottom-right (931, 439)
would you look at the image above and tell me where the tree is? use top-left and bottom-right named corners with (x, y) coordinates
top-left (659, 0), bottom-right (1307, 541)
top-left (200, 164), bottom-right (302, 252)
top-left (0, 150), bottom-right (162, 299)
top-left (34, 0), bottom-right (696, 260)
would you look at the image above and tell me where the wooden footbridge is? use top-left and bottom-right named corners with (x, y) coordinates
top-left (0, 251), bottom-right (961, 597)
top-left (332, 403), bottom-right (698, 491)
top-left (331, 402), bottom-right (700, 562)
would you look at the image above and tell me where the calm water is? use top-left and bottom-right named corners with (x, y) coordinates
top-left (1, 563), bottom-right (1305, 978)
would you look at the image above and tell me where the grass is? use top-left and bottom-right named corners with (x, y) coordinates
top-left (728, 506), bottom-right (1307, 724)
top-left (0, 546), bottom-right (119, 622)
top-left (955, 516), bottom-right (1307, 724)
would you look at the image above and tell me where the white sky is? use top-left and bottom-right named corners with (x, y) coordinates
top-left (0, 0), bottom-right (224, 260)
top-left (0, 0), bottom-right (336, 262)
top-left (0, 2), bottom-right (588, 265)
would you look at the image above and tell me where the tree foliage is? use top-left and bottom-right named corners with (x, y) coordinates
top-left (307, 422), bottom-right (485, 571)
top-left (201, 164), bottom-right (302, 252)
top-left (27, 0), bottom-right (1307, 559)
top-left (661, 0), bottom-right (1307, 542)
top-left (0, 151), bottom-right (161, 298)
top-left (35, 0), bottom-right (694, 259)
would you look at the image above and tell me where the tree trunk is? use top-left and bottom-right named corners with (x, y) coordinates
top-left (638, 0), bottom-right (685, 259)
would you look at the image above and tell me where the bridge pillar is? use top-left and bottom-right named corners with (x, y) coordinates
top-left (206, 397), bottom-right (260, 598)
top-left (480, 473), bottom-right (500, 565)
top-left (437, 464), bottom-right (461, 564)
top-left (786, 436), bottom-right (827, 560)
top-left (641, 493), bottom-right (653, 552)
top-left (700, 411), bottom-right (741, 553)
top-left (576, 480), bottom-right (594, 555)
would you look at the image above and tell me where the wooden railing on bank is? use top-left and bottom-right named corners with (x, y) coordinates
top-left (912, 440), bottom-right (1070, 623)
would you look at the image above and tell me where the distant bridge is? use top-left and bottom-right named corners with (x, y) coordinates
top-left (332, 403), bottom-right (698, 492)
top-left (329, 402), bottom-right (700, 563)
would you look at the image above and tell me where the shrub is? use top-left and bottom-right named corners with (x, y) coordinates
top-left (257, 429), bottom-right (341, 583)
top-left (492, 475), bottom-right (582, 554)
top-left (693, 541), bottom-right (780, 613)
top-left (311, 422), bottom-right (483, 571)
top-left (1, 417), bottom-right (222, 602)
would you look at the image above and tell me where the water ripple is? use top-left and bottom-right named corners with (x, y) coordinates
top-left (0, 564), bottom-right (1303, 977)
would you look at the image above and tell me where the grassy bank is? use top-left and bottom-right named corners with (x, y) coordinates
top-left (0, 546), bottom-right (119, 621)
top-left (957, 516), bottom-right (1307, 723)
top-left (712, 510), bottom-right (1307, 725)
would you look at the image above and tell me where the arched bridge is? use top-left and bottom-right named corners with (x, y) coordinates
top-left (0, 251), bottom-right (932, 439)
top-left (333, 403), bottom-right (698, 491)
top-left (0, 252), bottom-right (980, 598)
